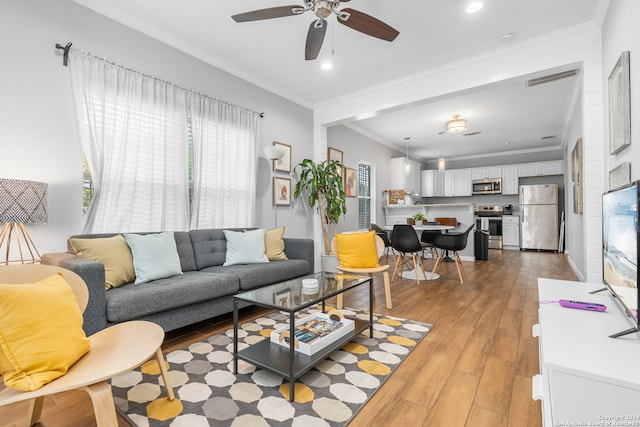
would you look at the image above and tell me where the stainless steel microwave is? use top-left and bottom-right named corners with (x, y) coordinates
top-left (472, 178), bottom-right (502, 195)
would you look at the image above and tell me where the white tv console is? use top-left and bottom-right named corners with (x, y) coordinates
top-left (534, 278), bottom-right (640, 426)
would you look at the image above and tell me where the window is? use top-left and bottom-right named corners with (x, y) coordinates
top-left (357, 162), bottom-right (376, 229)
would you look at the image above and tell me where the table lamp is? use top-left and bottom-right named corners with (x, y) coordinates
top-left (264, 145), bottom-right (286, 228)
top-left (0, 178), bottom-right (48, 265)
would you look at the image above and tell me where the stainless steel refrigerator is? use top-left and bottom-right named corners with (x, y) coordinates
top-left (519, 184), bottom-right (559, 251)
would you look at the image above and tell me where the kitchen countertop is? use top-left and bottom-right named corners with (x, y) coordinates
top-left (383, 202), bottom-right (474, 208)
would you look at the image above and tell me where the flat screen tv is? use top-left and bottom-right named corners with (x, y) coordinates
top-left (602, 180), bottom-right (640, 338)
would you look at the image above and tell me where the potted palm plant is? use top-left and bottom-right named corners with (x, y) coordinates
top-left (294, 158), bottom-right (347, 262)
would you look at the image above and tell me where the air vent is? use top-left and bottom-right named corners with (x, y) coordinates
top-left (541, 135), bottom-right (556, 140)
top-left (464, 131), bottom-right (481, 136)
top-left (526, 69), bottom-right (579, 87)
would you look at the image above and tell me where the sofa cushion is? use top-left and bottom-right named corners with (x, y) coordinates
top-left (105, 271), bottom-right (240, 323)
top-left (223, 229), bottom-right (269, 266)
top-left (189, 228), bottom-right (249, 270)
top-left (265, 227), bottom-right (288, 261)
top-left (202, 259), bottom-right (311, 291)
top-left (69, 235), bottom-right (135, 289)
top-left (124, 232), bottom-right (183, 284)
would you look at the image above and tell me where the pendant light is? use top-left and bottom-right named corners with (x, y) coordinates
top-left (438, 139), bottom-right (446, 172)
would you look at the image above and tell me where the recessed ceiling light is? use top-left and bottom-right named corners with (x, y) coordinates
top-left (504, 141), bottom-right (511, 145)
top-left (466, 2), bottom-right (483, 14)
top-left (321, 62), bottom-right (333, 71)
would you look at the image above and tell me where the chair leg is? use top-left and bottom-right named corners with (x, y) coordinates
top-left (454, 252), bottom-right (467, 284)
top-left (83, 381), bottom-right (118, 427)
top-left (382, 271), bottom-right (392, 309)
top-left (26, 397), bottom-right (44, 427)
top-left (392, 253), bottom-right (403, 282)
top-left (336, 292), bottom-right (343, 310)
top-left (411, 254), bottom-right (421, 285)
top-left (432, 252), bottom-right (443, 275)
top-left (156, 347), bottom-right (175, 400)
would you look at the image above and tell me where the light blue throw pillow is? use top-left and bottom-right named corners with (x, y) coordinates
top-left (123, 232), bottom-right (183, 284)
top-left (223, 229), bottom-right (269, 266)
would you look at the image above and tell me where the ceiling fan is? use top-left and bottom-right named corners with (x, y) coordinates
top-left (231, 0), bottom-right (399, 61)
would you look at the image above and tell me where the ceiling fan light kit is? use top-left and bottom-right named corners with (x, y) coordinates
top-left (445, 114), bottom-right (468, 134)
top-left (232, 0), bottom-right (399, 61)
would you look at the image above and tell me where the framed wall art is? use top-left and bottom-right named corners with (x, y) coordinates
top-left (274, 177), bottom-right (291, 206)
top-left (273, 141), bottom-right (291, 173)
top-left (328, 147), bottom-right (343, 164)
top-left (608, 51), bottom-right (631, 154)
top-left (571, 138), bottom-right (583, 214)
top-left (344, 167), bottom-right (357, 197)
top-left (609, 162), bottom-right (631, 190)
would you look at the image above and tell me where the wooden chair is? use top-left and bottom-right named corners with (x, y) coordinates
top-left (331, 234), bottom-right (392, 310)
top-left (0, 264), bottom-right (174, 427)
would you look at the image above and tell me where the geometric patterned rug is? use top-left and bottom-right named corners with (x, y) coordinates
top-left (111, 307), bottom-right (433, 427)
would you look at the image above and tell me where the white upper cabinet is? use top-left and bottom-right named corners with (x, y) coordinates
top-left (421, 170), bottom-right (444, 197)
top-left (390, 157), bottom-right (421, 195)
top-left (444, 169), bottom-right (472, 197)
top-left (501, 165), bottom-right (519, 195)
top-left (471, 167), bottom-right (502, 180)
top-left (518, 160), bottom-right (563, 177)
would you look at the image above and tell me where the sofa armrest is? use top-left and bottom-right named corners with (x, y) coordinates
top-left (283, 238), bottom-right (314, 268)
top-left (41, 252), bottom-right (108, 335)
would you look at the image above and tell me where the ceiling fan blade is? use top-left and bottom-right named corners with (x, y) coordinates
top-left (305, 19), bottom-right (327, 61)
top-left (337, 8), bottom-right (399, 42)
top-left (232, 5), bottom-right (302, 23)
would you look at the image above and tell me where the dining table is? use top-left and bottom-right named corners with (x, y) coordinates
top-left (383, 224), bottom-right (455, 280)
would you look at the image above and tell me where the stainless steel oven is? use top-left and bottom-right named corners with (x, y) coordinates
top-left (474, 205), bottom-right (504, 249)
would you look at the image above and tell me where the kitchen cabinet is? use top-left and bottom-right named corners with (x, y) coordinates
top-left (518, 160), bottom-right (563, 177)
top-left (471, 167), bottom-right (502, 180)
top-left (444, 169), bottom-right (472, 197)
top-left (534, 278), bottom-right (640, 426)
top-left (502, 216), bottom-right (519, 247)
top-left (390, 157), bottom-right (421, 195)
top-left (421, 170), bottom-right (444, 197)
top-left (501, 166), bottom-right (519, 195)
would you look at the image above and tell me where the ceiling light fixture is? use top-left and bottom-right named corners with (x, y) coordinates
top-left (445, 114), bottom-right (468, 134)
top-left (321, 61), bottom-right (333, 70)
top-left (466, 1), bottom-right (483, 14)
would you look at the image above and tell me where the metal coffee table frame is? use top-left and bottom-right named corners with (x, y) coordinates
top-left (233, 272), bottom-right (373, 401)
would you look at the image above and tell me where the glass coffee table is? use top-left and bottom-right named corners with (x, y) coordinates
top-left (233, 272), bottom-right (372, 401)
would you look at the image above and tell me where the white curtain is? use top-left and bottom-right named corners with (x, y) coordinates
top-left (69, 50), bottom-right (190, 233)
top-left (189, 96), bottom-right (258, 228)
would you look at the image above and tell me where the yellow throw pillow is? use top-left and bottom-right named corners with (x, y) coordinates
top-left (265, 227), bottom-right (288, 261)
top-left (70, 235), bottom-right (135, 289)
top-left (335, 230), bottom-right (380, 268)
top-left (0, 273), bottom-right (90, 391)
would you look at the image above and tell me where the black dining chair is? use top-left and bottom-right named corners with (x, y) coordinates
top-left (391, 224), bottom-right (426, 285)
top-left (431, 224), bottom-right (474, 284)
top-left (420, 230), bottom-right (440, 264)
top-left (370, 223), bottom-right (394, 263)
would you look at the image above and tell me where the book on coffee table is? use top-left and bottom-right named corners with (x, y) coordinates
top-left (271, 313), bottom-right (355, 355)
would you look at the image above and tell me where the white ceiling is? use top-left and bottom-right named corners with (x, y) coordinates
top-left (72, 0), bottom-right (605, 163)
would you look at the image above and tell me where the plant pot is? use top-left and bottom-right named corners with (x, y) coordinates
top-left (321, 254), bottom-right (340, 272)
top-left (415, 220), bottom-right (425, 226)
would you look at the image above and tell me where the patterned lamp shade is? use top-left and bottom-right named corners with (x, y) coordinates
top-left (0, 179), bottom-right (48, 224)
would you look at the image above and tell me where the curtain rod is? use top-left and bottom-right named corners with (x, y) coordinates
top-left (54, 42), bottom-right (265, 118)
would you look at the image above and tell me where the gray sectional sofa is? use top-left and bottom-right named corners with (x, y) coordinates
top-left (41, 229), bottom-right (314, 336)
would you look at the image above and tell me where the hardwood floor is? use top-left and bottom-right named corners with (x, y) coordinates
top-left (1, 249), bottom-right (578, 426)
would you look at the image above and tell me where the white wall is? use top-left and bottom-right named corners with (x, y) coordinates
top-left (602, 1), bottom-right (640, 183)
top-left (564, 91), bottom-right (586, 280)
top-left (326, 125), bottom-right (396, 234)
top-left (0, 0), bottom-right (314, 256)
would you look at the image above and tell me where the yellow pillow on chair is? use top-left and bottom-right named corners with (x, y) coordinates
top-left (335, 231), bottom-right (380, 268)
top-left (0, 273), bottom-right (90, 391)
